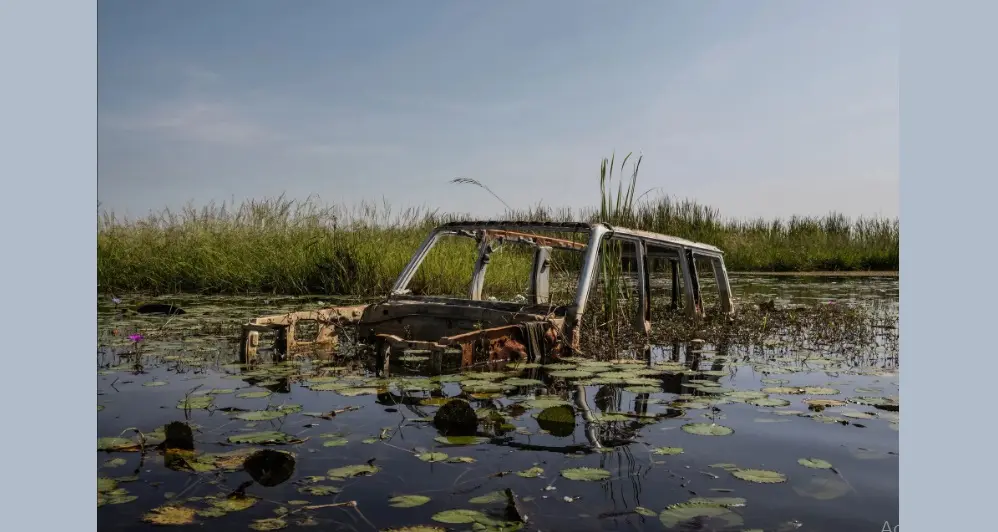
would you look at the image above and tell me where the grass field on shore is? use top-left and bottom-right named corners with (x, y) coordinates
top-left (97, 194), bottom-right (899, 296)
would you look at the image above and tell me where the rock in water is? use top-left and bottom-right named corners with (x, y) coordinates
top-left (243, 449), bottom-right (296, 487)
top-left (163, 421), bottom-right (194, 450)
top-left (433, 399), bottom-right (478, 436)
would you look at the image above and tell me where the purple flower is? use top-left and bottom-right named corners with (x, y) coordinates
top-left (112, 297), bottom-right (122, 305)
top-left (128, 334), bottom-right (144, 343)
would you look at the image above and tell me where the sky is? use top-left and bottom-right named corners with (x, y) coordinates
top-left (98, 0), bottom-right (898, 221)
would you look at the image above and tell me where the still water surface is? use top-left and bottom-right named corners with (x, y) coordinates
top-left (98, 276), bottom-right (898, 531)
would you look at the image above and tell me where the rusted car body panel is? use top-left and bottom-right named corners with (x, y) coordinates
top-left (239, 221), bottom-right (734, 366)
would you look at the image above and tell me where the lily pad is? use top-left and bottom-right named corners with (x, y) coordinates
top-left (447, 456), bottom-right (477, 464)
top-left (658, 503), bottom-right (743, 529)
top-left (681, 423), bottom-right (734, 436)
top-left (803, 387), bottom-right (840, 395)
top-left (227, 431), bottom-right (300, 445)
top-left (322, 439), bottom-right (349, 448)
top-left (762, 386), bottom-right (805, 394)
top-left (97, 437), bottom-right (140, 452)
top-left (431, 509), bottom-right (488, 524)
top-left (634, 506), bottom-right (657, 516)
top-left (337, 387), bottom-right (379, 397)
top-left (297, 485), bottom-right (341, 496)
top-left (389, 495), bottom-right (432, 508)
top-left (236, 391), bottom-right (273, 399)
top-left (143, 381), bottom-right (168, 387)
top-left (687, 496), bottom-right (747, 508)
top-left (503, 378), bottom-right (544, 386)
top-left (731, 468), bottom-right (787, 483)
top-left (327, 464), bottom-right (380, 479)
top-left (210, 496), bottom-right (258, 512)
top-left (434, 436), bottom-right (488, 446)
top-left (233, 410), bottom-right (287, 421)
top-left (516, 466), bottom-right (544, 478)
top-left (142, 505), bottom-right (196, 525)
top-left (469, 491), bottom-right (508, 504)
top-left (798, 458), bottom-right (833, 469)
top-left (747, 397), bottom-right (792, 408)
top-left (560, 467), bottom-right (611, 481)
top-left (417, 452), bottom-right (448, 463)
top-left (651, 447), bottom-right (684, 455)
top-left (249, 518), bottom-right (287, 531)
top-left (177, 396), bottom-right (213, 410)
top-left (625, 386), bottom-right (662, 394)
top-left (521, 398), bottom-right (571, 409)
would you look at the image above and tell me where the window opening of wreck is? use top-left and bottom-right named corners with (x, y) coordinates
top-left (646, 243), bottom-right (690, 319)
top-left (582, 237), bottom-right (642, 337)
top-left (406, 229), bottom-right (589, 306)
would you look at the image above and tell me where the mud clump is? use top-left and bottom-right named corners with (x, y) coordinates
top-left (433, 399), bottom-right (479, 436)
top-left (244, 449), bottom-right (296, 487)
top-left (162, 421), bottom-right (194, 450)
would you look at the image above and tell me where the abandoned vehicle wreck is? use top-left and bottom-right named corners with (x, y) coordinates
top-left (239, 221), bottom-right (735, 369)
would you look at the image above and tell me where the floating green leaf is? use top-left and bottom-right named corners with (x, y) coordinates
top-left (210, 496), bottom-right (258, 512)
top-left (142, 505), bottom-right (197, 526)
top-left (327, 464), bottom-right (380, 479)
top-left (337, 387), bottom-right (379, 397)
top-left (389, 495), bottom-right (432, 508)
top-left (234, 410), bottom-right (287, 421)
top-left (226, 431), bottom-right (300, 445)
top-left (516, 466), bottom-right (544, 478)
top-left (322, 439), bottom-right (349, 448)
top-left (177, 396), bottom-right (213, 410)
top-left (681, 423), bottom-right (733, 436)
top-left (747, 397), bottom-right (792, 408)
top-left (687, 496), bottom-right (747, 508)
top-left (447, 456), bottom-right (477, 464)
top-left (560, 467), bottom-right (611, 481)
top-left (236, 391), bottom-right (273, 399)
top-left (103, 457), bottom-right (127, 468)
top-left (798, 458), bottom-right (833, 469)
top-left (651, 447), bottom-right (684, 455)
top-left (625, 386), bottom-right (662, 394)
top-left (297, 485), bottom-right (341, 496)
top-left (432, 509), bottom-right (488, 524)
top-left (762, 387), bottom-right (805, 395)
top-left (434, 436), bottom-right (488, 446)
top-left (658, 503), bottom-right (744, 528)
top-left (417, 452), bottom-right (448, 463)
top-left (503, 378), bottom-right (544, 386)
top-left (803, 387), bottom-right (840, 395)
top-left (731, 468), bottom-right (787, 483)
top-left (97, 437), bottom-right (140, 452)
top-left (469, 491), bottom-right (507, 504)
top-left (249, 518), bottom-right (287, 531)
top-left (634, 507), bottom-right (657, 517)
top-left (521, 398), bottom-right (570, 409)
top-left (143, 381), bottom-right (167, 387)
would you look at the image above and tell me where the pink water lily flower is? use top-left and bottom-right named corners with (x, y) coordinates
top-left (128, 334), bottom-right (144, 343)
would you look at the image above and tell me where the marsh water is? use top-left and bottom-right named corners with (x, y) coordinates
top-left (97, 276), bottom-right (899, 532)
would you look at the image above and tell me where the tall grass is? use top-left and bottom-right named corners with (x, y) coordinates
top-left (98, 181), bottom-right (898, 297)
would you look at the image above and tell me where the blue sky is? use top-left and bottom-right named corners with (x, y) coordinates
top-left (98, 0), bottom-right (898, 221)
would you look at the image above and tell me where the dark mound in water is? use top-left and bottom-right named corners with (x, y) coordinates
top-left (433, 399), bottom-right (478, 436)
top-left (243, 449), bottom-right (296, 487)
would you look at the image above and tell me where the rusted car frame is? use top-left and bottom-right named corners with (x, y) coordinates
top-left (239, 221), bottom-right (734, 367)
